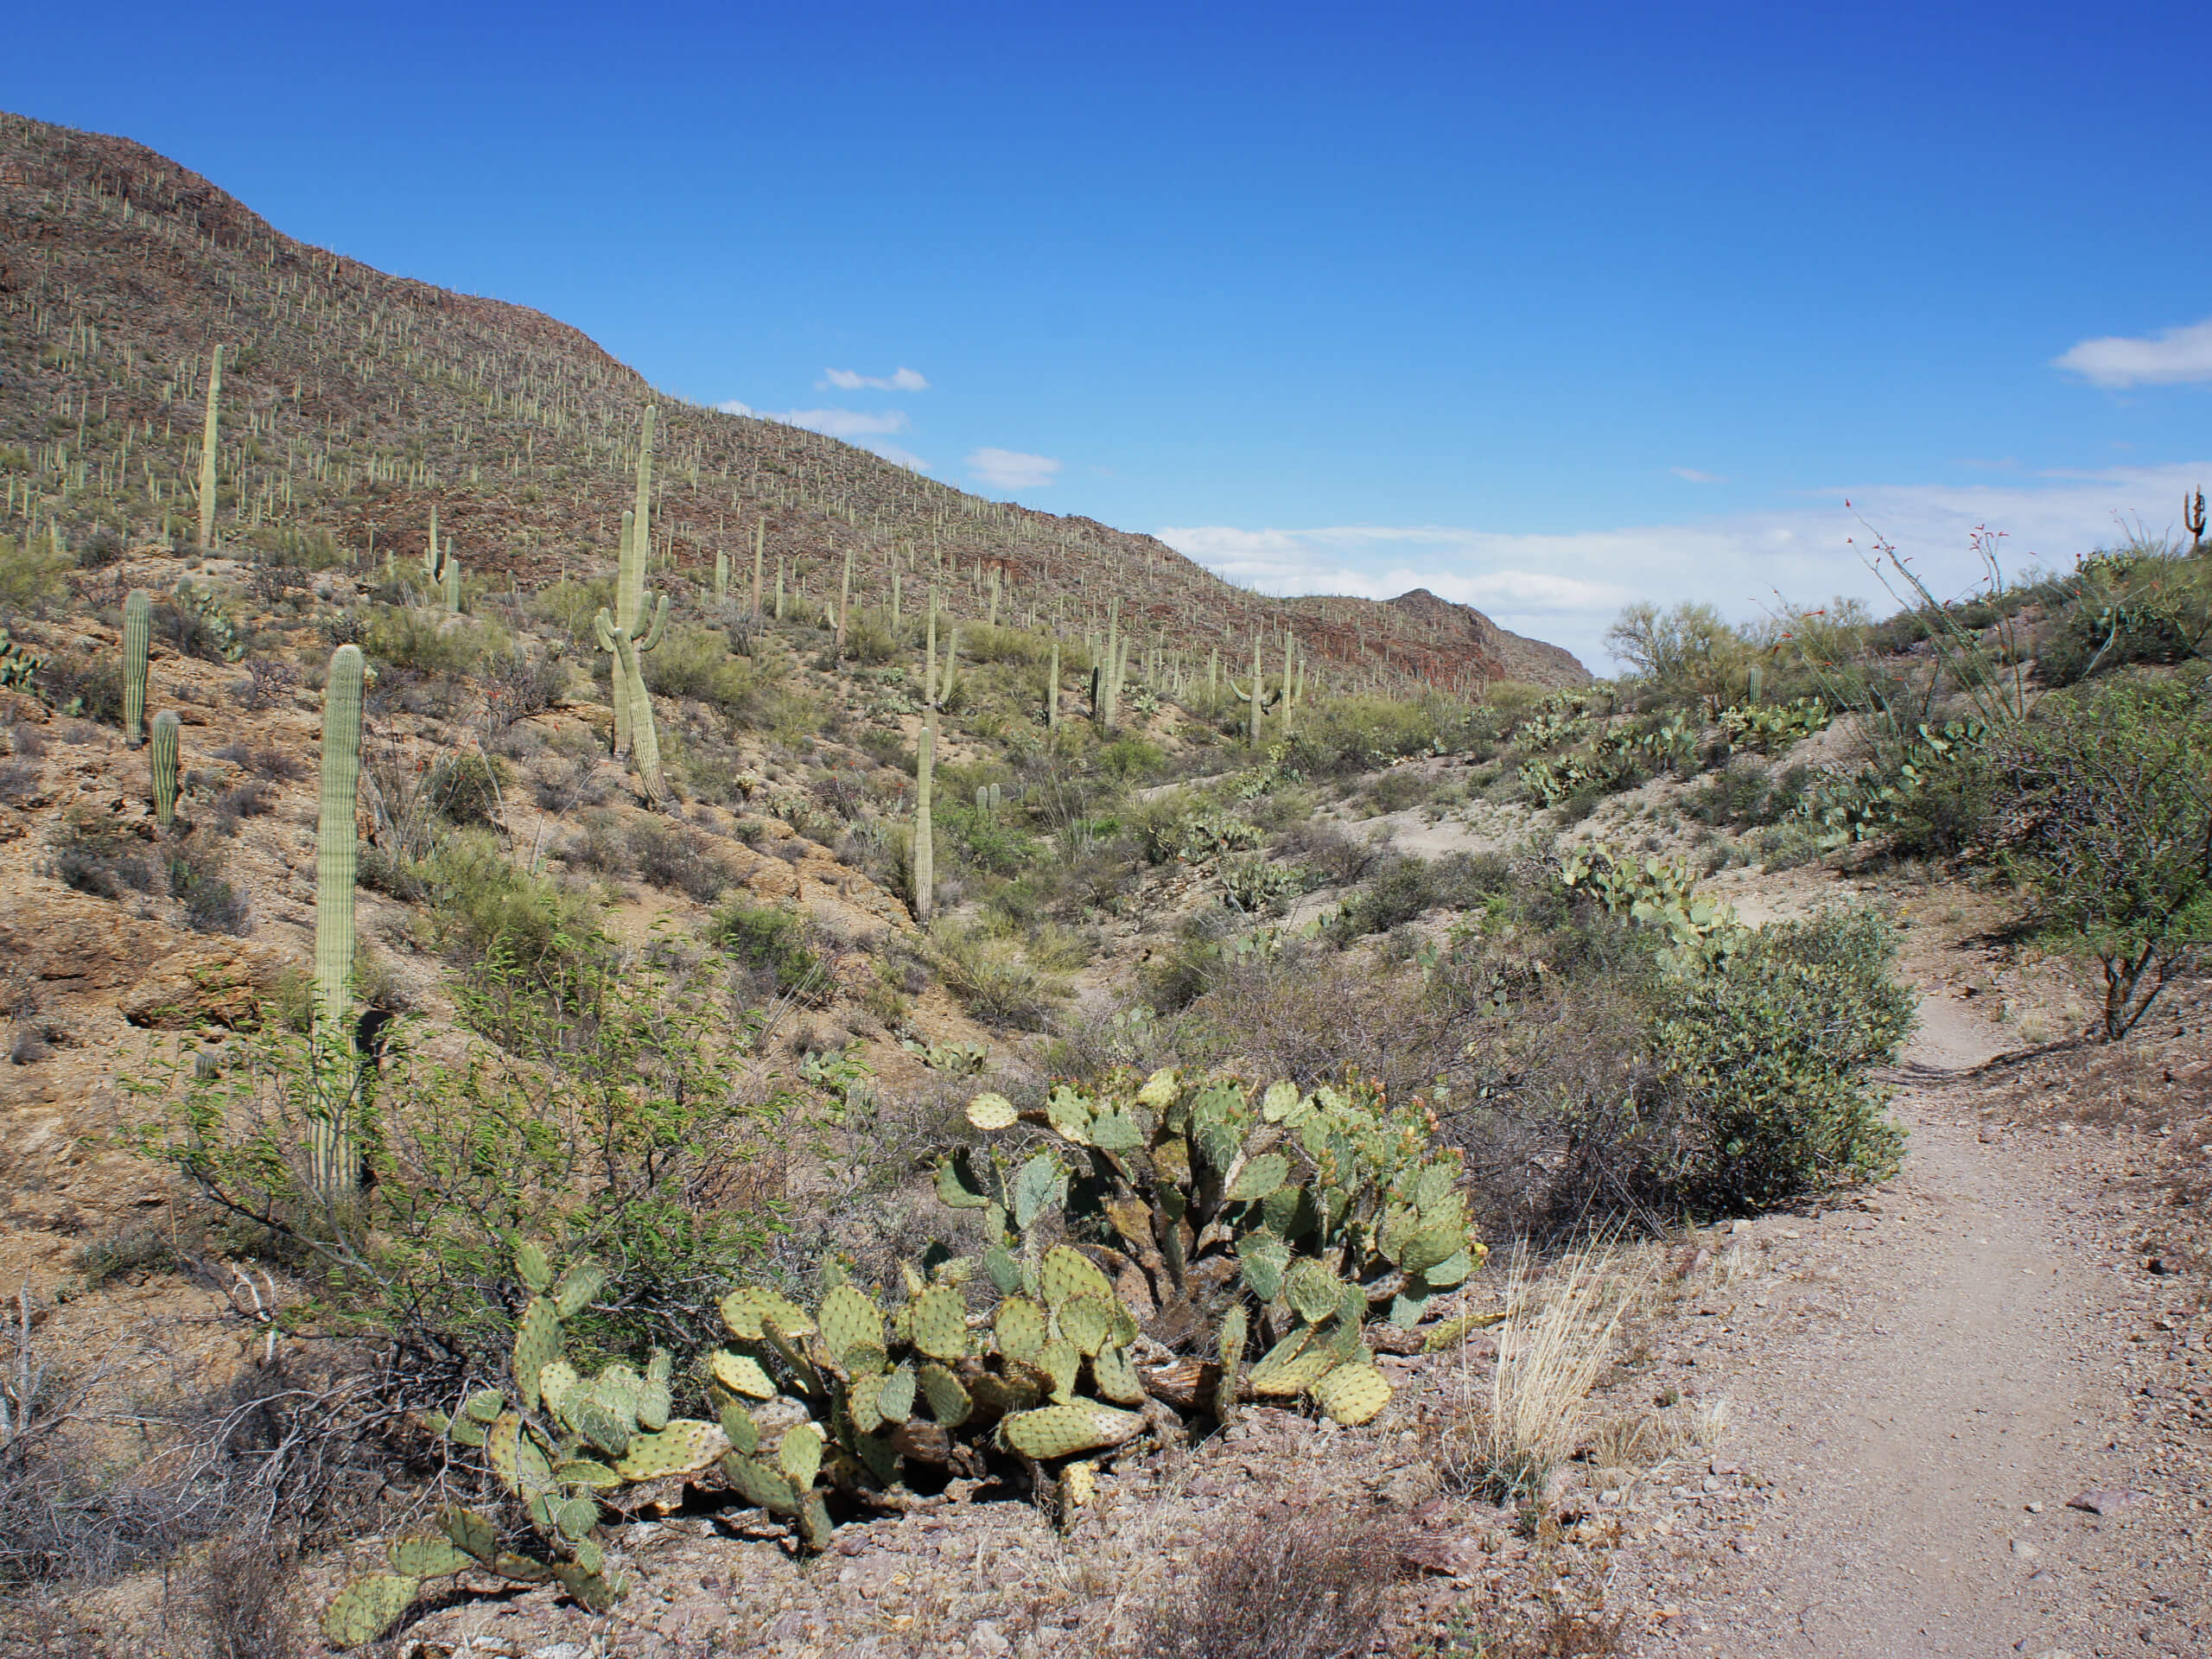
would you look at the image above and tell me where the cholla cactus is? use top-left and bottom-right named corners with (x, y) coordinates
top-left (325, 1245), bottom-right (725, 1647)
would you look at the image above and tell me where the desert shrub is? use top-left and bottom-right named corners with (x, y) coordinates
top-left (47, 810), bottom-right (154, 898)
top-left (1994, 673), bottom-right (2212, 1038)
top-left (480, 645), bottom-right (568, 732)
top-left (426, 751), bottom-right (507, 826)
top-left (528, 575), bottom-right (614, 642)
top-left (1360, 766), bottom-right (1433, 814)
top-left (642, 623), bottom-right (754, 712)
top-left (709, 897), bottom-right (828, 1000)
top-left (930, 918), bottom-right (1065, 1030)
top-left (190, 1532), bottom-right (307, 1659)
top-left (363, 605), bottom-right (497, 677)
top-left (417, 831), bottom-right (604, 1007)
top-left (130, 944), bottom-right (793, 1385)
top-left (1650, 907), bottom-right (1914, 1207)
top-left (215, 741), bottom-right (307, 782)
top-left (30, 649), bottom-right (123, 725)
top-left (1271, 819), bottom-right (1387, 887)
top-left (0, 537), bottom-right (68, 612)
top-left (629, 816), bottom-right (735, 901)
top-left (1605, 599), bottom-right (1753, 709)
top-left (1136, 1509), bottom-right (1392, 1659)
top-left (1331, 850), bottom-right (1510, 939)
top-left (168, 840), bottom-right (251, 936)
top-left (2037, 546), bottom-right (2212, 686)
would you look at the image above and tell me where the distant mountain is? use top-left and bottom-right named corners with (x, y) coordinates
top-left (0, 110), bottom-right (1589, 691)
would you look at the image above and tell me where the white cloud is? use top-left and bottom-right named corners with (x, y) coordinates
top-left (716, 398), bottom-right (755, 416)
top-left (862, 442), bottom-right (932, 473)
top-left (762, 408), bottom-right (912, 439)
top-left (968, 448), bottom-right (1062, 491)
top-left (1159, 461), bottom-right (2212, 672)
top-left (1671, 467), bottom-right (1725, 483)
top-left (820, 366), bottom-right (929, 391)
top-left (2052, 317), bottom-right (2212, 388)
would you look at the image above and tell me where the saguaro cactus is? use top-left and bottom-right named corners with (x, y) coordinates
top-left (612, 408), bottom-right (658, 753)
top-left (596, 600), bottom-right (670, 804)
top-left (313, 645), bottom-right (365, 1200)
top-left (422, 510), bottom-right (461, 612)
top-left (122, 588), bottom-right (150, 748)
top-left (751, 519), bottom-right (766, 616)
top-left (913, 607), bottom-right (938, 925)
top-left (196, 345), bottom-right (222, 549)
top-left (149, 710), bottom-right (180, 827)
top-left (1047, 639), bottom-right (1060, 730)
top-left (715, 547), bottom-right (729, 601)
top-left (836, 548), bottom-right (853, 651)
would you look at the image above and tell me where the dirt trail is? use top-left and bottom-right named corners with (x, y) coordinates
top-left (1646, 972), bottom-right (2125, 1657)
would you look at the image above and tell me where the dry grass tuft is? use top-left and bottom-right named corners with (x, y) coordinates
top-left (1135, 1507), bottom-right (1395, 1659)
top-left (1445, 1246), bottom-right (1645, 1503)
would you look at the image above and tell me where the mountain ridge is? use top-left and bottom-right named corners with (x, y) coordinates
top-left (0, 109), bottom-right (1588, 690)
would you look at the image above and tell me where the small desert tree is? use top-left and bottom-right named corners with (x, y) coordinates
top-left (1996, 673), bottom-right (2212, 1039)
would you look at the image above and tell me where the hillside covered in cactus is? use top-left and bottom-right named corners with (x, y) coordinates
top-left (0, 109), bottom-right (1587, 694)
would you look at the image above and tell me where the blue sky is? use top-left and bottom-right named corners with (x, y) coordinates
top-left (9, 1), bottom-right (2210, 669)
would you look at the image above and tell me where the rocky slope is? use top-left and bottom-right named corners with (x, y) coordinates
top-left (0, 109), bottom-right (1587, 693)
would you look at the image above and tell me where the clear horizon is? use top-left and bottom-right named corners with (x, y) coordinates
top-left (8, 0), bottom-right (2208, 671)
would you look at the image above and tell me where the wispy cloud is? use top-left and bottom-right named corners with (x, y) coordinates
top-left (1670, 467), bottom-right (1725, 483)
top-left (968, 448), bottom-right (1062, 490)
top-left (716, 398), bottom-right (755, 416)
top-left (2052, 317), bottom-right (2212, 388)
top-left (865, 442), bottom-right (933, 473)
top-left (761, 408), bottom-right (911, 439)
top-left (820, 366), bottom-right (930, 391)
top-left (1159, 461), bottom-right (2210, 672)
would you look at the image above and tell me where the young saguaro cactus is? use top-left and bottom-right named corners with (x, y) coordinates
top-left (912, 603), bottom-right (938, 925)
top-left (313, 645), bottom-right (365, 1200)
top-left (149, 710), bottom-right (180, 828)
top-left (122, 588), bottom-right (150, 748)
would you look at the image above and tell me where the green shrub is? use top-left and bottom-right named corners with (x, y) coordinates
top-left (1996, 673), bottom-right (2212, 1038)
top-left (931, 918), bottom-right (1066, 1030)
top-left (0, 536), bottom-right (69, 611)
top-left (417, 831), bottom-right (604, 1012)
top-left (709, 897), bottom-right (828, 1000)
top-left (642, 624), bottom-right (755, 713)
top-left (1651, 908), bottom-right (1914, 1207)
top-left (365, 605), bottom-right (502, 677)
top-left (427, 752), bottom-right (508, 826)
top-left (2037, 547), bottom-right (2212, 686)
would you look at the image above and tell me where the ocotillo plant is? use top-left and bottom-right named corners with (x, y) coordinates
top-left (196, 344), bottom-right (222, 549)
top-left (595, 598), bottom-right (670, 804)
top-left (149, 709), bottom-right (179, 827)
top-left (122, 588), bottom-right (149, 747)
top-left (313, 645), bottom-right (365, 1201)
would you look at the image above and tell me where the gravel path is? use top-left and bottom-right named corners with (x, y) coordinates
top-left (1633, 957), bottom-right (2198, 1659)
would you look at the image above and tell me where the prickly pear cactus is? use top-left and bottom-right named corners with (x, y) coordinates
top-left (950, 1068), bottom-right (1484, 1421)
top-left (327, 1244), bottom-right (701, 1645)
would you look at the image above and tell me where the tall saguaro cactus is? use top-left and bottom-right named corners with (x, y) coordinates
top-left (612, 408), bottom-right (658, 755)
top-left (122, 588), bottom-right (150, 748)
top-left (423, 509), bottom-right (461, 612)
top-left (751, 518), bottom-right (766, 617)
top-left (313, 645), bottom-right (365, 1201)
top-left (196, 344), bottom-right (223, 549)
top-left (596, 598), bottom-right (670, 804)
top-left (149, 710), bottom-right (180, 827)
top-left (913, 605), bottom-right (938, 925)
top-left (1047, 638), bottom-right (1060, 730)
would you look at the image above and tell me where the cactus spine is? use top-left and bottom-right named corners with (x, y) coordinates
top-left (122, 588), bottom-right (150, 747)
top-left (149, 709), bottom-right (179, 828)
top-left (313, 645), bottom-right (365, 1200)
top-left (196, 344), bottom-right (222, 549)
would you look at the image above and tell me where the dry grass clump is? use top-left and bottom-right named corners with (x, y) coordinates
top-left (1135, 1508), bottom-right (1394, 1659)
top-left (1442, 1247), bottom-right (1645, 1503)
